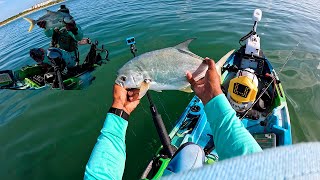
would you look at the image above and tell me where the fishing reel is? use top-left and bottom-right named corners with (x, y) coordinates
top-left (95, 41), bottom-right (110, 62)
top-left (126, 37), bottom-right (137, 57)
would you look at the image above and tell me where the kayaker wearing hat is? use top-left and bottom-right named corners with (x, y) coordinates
top-left (58, 4), bottom-right (70, 14)
top-left (84, 58), bottom-right (262, 179)
top-left (36, 5), bottom-right (83, 67)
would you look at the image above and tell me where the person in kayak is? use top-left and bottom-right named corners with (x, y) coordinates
top-left (29, 48), bottom-right (50, 68)
top-left (28, 48), bottom-right (70, 88)
top-left (84, 58), bottom-right (262, 179)
top-left (37, 5), bottom-right (83, 68)
top-left (29, 48), bottom-right (71, 73)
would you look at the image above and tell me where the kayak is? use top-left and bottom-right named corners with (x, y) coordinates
top-left (141, 9), bottom-right (292, 179)
top-left (0, 38), bottom-right (109, 90)
top-left (7, 64), bottom-right (98, 90)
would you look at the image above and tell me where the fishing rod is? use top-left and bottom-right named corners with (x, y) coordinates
top-left (146, 91), bottom-right (175, 158)
top-left (126, 37), bottom-right (174, 158)
top-left (54, 66), bottom-right (65, 90)
top-left (240, 41), bottom-right (300, 120)
top-left (47, 48), bottom-right (66, 90)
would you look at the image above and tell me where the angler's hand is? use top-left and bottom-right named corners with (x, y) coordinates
top-left (186, 58), bottom-right (223, 105)
top-left (37, 20), bottom-right (46, 29)
top-left (112, 84), bottom-right (140, 115)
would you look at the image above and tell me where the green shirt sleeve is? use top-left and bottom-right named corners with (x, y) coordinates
top-left (44, 28), bottom-right (54, 37)
top-left (84, 113), bottom-right (128, 180)
top-left (204, 94), bottom-right (262, 160)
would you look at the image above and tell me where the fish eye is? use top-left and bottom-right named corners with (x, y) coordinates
top-left (120, 76), bottom-right (126, 81)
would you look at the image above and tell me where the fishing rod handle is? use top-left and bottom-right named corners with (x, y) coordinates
top-left (151, 113), bottom-right (175, 158)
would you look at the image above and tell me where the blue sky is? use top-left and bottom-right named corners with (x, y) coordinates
top-left (0, 0), bottom-right (45, 21)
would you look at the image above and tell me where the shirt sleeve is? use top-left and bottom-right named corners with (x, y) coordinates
top-left (84, 113), bottom-right (128, 180)
top-left (44, 28), bottom-right (54, 37)
top-left (204, 94), bottom-right (262, 160)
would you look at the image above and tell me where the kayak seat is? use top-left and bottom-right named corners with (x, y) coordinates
top-left (164, 142), bottom-right (205, 175)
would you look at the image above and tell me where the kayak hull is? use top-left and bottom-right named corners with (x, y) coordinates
top-left (221, 48), bottom-right (292, 146)
top-left (141, 48), bottom-right (292, 179)
top-left (4, 64), bottom-right (98, 90)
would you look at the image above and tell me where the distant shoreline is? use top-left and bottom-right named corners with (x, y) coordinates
top-left (0, 0), bottom-right (65, 27)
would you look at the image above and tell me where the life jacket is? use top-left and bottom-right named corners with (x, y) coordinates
top-left (51, 29), bottom-right (78, 52)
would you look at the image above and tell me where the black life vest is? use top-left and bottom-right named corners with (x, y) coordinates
top-left (51, 29), bottom-right (77, 52)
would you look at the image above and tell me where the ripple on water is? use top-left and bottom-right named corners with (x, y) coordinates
top-left (0, 91), bottom-right (30, 125)
top-left (286, 84), bottom-right (320, 142)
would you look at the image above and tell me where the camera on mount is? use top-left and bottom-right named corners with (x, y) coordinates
top-left (126, 37), bottom-right (137, 57)
top-left (126, 37), bottom-right (135, 45)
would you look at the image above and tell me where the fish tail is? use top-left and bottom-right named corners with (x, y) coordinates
top-left (23, 17), bottom-right (36, 32)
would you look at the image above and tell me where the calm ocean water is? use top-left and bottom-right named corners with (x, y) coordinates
top-left (0, 0), bottom-right (319, 179)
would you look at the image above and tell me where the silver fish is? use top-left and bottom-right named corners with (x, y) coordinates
top-left (23, 10), bottom-right (73, 32)
top-left (116, 39), bottom-right (212, 98)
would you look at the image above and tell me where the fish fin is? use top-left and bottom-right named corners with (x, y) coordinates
top-left (174, 38), bottom-right (196, 51)
top-left (139, 81), bottom-right (150, 99)
top-left (23, 17), bottom-right (36, 32)
top-left (46, 9), bottom-right (55, 14)
top-left (180, 86), bottom-right (193, 93)
top-left (192, 61), bottom-right (208, 81)
top-left (177, 49), bottom-right (204, 60)
top-left (215, 49), bottom-right (235, 77)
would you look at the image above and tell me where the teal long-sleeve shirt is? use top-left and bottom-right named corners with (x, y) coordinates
top-left (204, 94), bottom-right (262, 160)
top-left (84, 94), bottom-right (262, 180)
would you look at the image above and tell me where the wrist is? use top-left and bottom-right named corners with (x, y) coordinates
top-left (202, 89), bottom-right (223, 105)
top-left (202, 96), bottom-right (213, 105)
top-left (108, 107), bottom-right (129, 121)
top-left (111, 101), bottom-right (124, 110)
top-left (112, 100), bottom-right (132, 115)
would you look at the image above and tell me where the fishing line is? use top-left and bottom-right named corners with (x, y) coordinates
top-left (140, 101), bottom-right (151, 115)
top-left (156, 93), bottom-right (173, 127)
top-left (240, 41), bottom-right (300, 120)
top-left (278, 42), bottom-right (300, 72)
